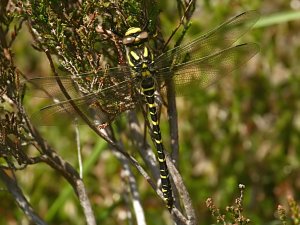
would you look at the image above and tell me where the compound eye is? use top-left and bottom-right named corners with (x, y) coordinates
top-left (122, 36), bottom-right (135, 45)
top-left (137, 31), bottom-right (148, 40)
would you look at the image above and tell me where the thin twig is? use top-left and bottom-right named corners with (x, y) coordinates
top-left (127, 111), bottom-right (160, 181)
top-left (105, 123), bottom-right (147, 224)
top-left (0, 167), bottom-right (48, 225)
top-left (166, 79), bottom-right (179, 165)
top-left (118, 145), bottom-right (147, 225)
top-left (166, 155), bottom-right (197, 225)
top-left (162, 0), bottom-right (196, 50)
top-left (75, 179), bottom-right (97, 225)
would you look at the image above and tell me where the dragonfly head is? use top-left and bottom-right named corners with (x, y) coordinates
top-left (123, 27), bottom-right (149, 46)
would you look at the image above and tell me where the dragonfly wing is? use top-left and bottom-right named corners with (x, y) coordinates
top-left (153, 10), bottom-right (259, 70)
top-left (29, 67), bottom-right (141, 126)
top-left (156, 43), bottom-right (259, 96)
top-left (28, 66), bottom-right (132, 101)
top-left (32, 96), bottom-right (94, 126)
top-left (28, 76), bottom-right (81, 100)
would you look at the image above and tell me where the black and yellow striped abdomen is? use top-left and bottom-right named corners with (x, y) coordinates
top-left (141, 77), bottom-right (173, 209)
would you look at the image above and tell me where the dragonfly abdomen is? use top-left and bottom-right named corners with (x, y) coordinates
top-left (141, 77), bottom-right (173, 209)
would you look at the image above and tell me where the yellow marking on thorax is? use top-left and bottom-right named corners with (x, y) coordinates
top-left (143, 46), bottom-right (148, 57)
top-left (126, 53), bottom-right (135, 67)
top-left (130, 51), bottom-right (140, 60)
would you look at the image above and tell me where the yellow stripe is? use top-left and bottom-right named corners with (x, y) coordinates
top-left (160, 174), bottom-right (167, 179)
top-left (152, 120), bottom-right (159, 126)
top-left (130, 51), bottom-right (140, 60)
top-left (154, 138), bottom-right (162, 143)
top-left (125, 27), bottom-right (141, 36)
top-left (158, 157), bottom-right (165, 162)
top-left (143, 46), bottom-right (148, 57)
top-left (128, 60), bottom-right (134, 67)
top-left (143, 92), bottom-right (154, 97)
top-left (126, 52), bottom-right (134, 66)
top-left (142, 70), bottom-right (150, 77)
top-left (148, 103), bottom-right (156, 108)
top-left (142, 86), bottom-right (154, 92)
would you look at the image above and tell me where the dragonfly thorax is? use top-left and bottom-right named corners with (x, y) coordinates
top-left (123, 27), bottom-right (154, 78)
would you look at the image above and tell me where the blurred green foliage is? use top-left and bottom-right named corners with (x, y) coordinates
top-left (1, 0), bottom-right (300, 224)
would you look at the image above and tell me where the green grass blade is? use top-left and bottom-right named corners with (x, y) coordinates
top-left (255, 10), bottom-right (300, 28)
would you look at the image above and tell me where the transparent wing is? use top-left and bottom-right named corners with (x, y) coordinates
top-left (153, 10), bottom-right (259, 69)
top-left (28, 76), bottom-right (82, 101)
top-left (28, 66), bottom-right (141, 125)
top-left (156, 43), bottom-right (259, 95)
top-left (28, 67), bottom-right (131, 100)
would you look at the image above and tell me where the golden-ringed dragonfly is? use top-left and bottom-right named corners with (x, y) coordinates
top-left (28, 11), bottom-right (260, 210)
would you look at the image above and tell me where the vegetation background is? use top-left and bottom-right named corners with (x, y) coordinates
top-left (1, 0), bottom-right (300, 224)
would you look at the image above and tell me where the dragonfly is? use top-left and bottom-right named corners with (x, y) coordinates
top-left (28, 10), bottom-right (260, 210)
